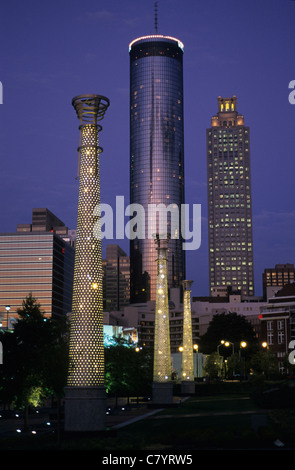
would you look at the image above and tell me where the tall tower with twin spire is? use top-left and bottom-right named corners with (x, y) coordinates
top-left (207, 96), bottom-right (254, 296)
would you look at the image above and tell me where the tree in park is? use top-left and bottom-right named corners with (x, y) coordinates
top-left (0, 293), bottom-right (68, 430)
top-left (105, 338), bottom-right (153, 404)
top-left (249, 348), bottom-right (278, 379)
top-left (204, 352), bottom-right (223, 379)
top-left (200, 311), bottom-right (257, 355)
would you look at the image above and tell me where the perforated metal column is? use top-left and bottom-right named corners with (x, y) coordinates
top-left (65, 95), bottom-right (109, 432)
top-left (181, 280), bottom-right (194, 382)
top-left (67, 122), bottom-right (104, 387)
top-left (153, 236), bottom-right (172, 382)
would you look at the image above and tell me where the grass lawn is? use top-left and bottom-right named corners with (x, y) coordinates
top-left (116, 395), bottom-right (274, 450)
top-left (1, 391), bottom-right (295, 451)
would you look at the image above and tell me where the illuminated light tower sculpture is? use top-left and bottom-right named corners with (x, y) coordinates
top-left (152, 234), bottom-right (173, 404)
top-left (65, 94), bottom-right (110, 432)
top-left (181, 280), bottom-right (195, 394)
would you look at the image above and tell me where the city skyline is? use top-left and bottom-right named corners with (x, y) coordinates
top-left (1, 0), bottom-right (295, 298)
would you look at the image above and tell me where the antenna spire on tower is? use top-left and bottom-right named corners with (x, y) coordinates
top-left (155, 1), bottom-right (158, 34)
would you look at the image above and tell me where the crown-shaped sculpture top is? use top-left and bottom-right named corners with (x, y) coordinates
top-left (72, 94), bottom-right (110, 125)
top-left (182, 280), bottom-right (193, 291)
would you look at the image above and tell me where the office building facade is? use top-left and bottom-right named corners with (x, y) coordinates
top-left (129, 35), bottom-right (185, 302)
top-left (0, 209), bottom-right (75, 327)
top-left (259, 284), bottom-right (295, 374)
top-left (263, 264), bottom-right (295, 300)
top-left (103, 244), bottom-right (130, 311)
top-left (207, 96), bottom-right (254, 296)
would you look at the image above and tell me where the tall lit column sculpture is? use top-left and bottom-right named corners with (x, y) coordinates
top-left (152, 234), bottom-right (173, 404)
top-left (65, 94), bottom-right (110, 432)
top-left (181, 280), bottom-right (195, 394)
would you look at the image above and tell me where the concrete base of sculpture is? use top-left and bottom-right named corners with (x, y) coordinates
top-left (152, 381), bottom-right (174, 405)
top-left (64, 386), bottom-right (106, 432)
top-left (181, 380), bottom-right (195, 395)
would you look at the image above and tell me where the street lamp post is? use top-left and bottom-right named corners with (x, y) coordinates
top-left (225, 341), bottom-right (235, 377)
top-left (224, 341), bottom-right (234, 355)
top-left (5, 306), bottom-right (10, 330)
top-left (217, 340), bottom-right (235, 377)
top-left (239, 341), bottom-right (247, 381)
top-left (217, 340), bottom-right (234, 355)
top-left (217, 340), bottom-right (225, 355)
top-left (194, 344), bottom-right (199, 379)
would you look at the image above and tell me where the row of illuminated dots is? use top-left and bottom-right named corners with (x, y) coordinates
top-left (177, 341), bottom-right (269, 355)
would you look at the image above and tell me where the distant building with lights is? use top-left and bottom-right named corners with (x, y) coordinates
top-left (104, 287), bottom-right (265, 351)
top-left (192, 292), bottom-right (264, 338)
top-left (103, 288), bottom-right (267, 378)
top-left (0, 208), bottom-right (75, 327)
top-left (259, 283), bottom-right (295, 374)
top-left (103, 244), bottom-right (130, 311)
top-left (207, 96), bottom-right (254, 296)
top-left (104, 288), bottom-right (197, 354)
top-left (262, 264), bottom-right (295, 300)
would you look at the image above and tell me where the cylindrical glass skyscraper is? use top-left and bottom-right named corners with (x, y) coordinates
top-left (129, 35), bottom-right (185, 302)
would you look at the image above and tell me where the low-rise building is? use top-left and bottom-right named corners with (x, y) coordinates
top-left (259, 283), bottom-right (295, 373)
top-left (103, 288), bottom-right (265, 352)
top-left (192, 293), bottom-right (264, 339)
top-left (262, 263), bottom-right (295, 300)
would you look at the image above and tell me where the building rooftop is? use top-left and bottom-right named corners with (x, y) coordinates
top-left (129, 34), bottom-right (184, 51)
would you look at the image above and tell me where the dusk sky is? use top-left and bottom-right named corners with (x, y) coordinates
top-left (1, 0), bottom-right (295, 298)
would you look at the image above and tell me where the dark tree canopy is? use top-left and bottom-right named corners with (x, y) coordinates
top-left (105, 338), bottom-right (153, 397)
top-left (200, 311), bottom-right (257, 354)
top-left (0, 293), bottom-right (68, 417)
